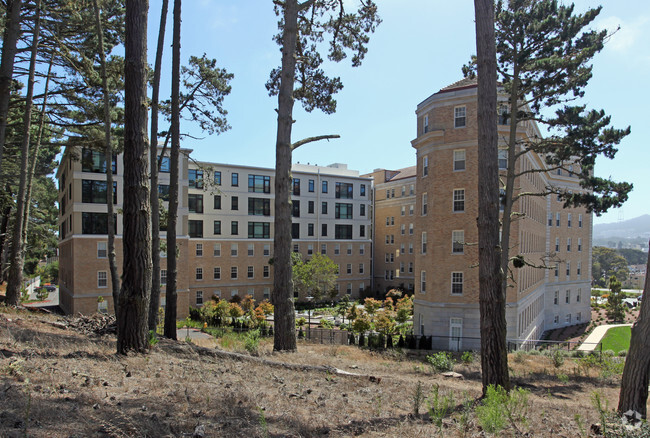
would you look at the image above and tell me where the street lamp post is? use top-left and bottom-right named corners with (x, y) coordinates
top-left (306, 295), bottom-right (314, 340)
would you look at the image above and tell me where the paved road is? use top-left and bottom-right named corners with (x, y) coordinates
top-left (23, 287), bottom-right (59, 308)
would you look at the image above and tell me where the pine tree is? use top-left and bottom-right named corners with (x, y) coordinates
top-left (606, 275), bottom-right (625, 323)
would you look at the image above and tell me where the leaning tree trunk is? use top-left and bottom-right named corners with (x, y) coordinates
top-left (117, 0), bottom-right (151, 354)
top-left (0, 0), bottom-right (23, 187)
top-left (163, 0), bottom-right (181, 340)
top-left (148, 0), bottom-right (169, 332)
top-left (618, 241), bottom-right (650, 417)
top-left (5, 0), bottom-right (41, 306)
top-left (272, 0), bottom-right (299, 352)
top-left (474, 0), bottom-right (510, 393)
top-left (92, 0), bottom-right (120, 319)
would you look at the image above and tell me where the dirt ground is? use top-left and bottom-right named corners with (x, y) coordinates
top-left (0, 307), bottom-right (633, 437)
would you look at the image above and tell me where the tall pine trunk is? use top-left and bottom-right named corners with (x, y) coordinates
top-left (163, 0), bottom-right (181, 340)
top-left (618, 241), bottom-right (650, 417)
top-left (6, 0), bottom-right (41, 305)
top-left (92, 0), bottom-right (120, 318)
top-left (148, 0), bottom-right (169, 332)
top-left (117, 0), bottom-right (151, 354)
top-left (474, 0), bottom-right (510, 393)
top-left (272, 0), bottom-right (299, 352)
top-left (0, 0), bottom-right (23, 187)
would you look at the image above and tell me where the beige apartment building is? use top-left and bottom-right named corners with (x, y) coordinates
top-left (410, 78), bottom-right (592, 350)
top-left (363, 167), bottom-right (417, 294)
top-left (57, 147), bottom-right (372, 315)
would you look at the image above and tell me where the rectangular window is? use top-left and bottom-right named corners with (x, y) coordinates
top-left (308, 223), bottom-right (314, 236)
top-left (188, 220), bottom-right (203, 238)
top-left (578, 238), bottom-right (582, 252)
top-left (451, 272), bottom-right (463, 295)
top-left (248, 198), bottom-right (271, 216)
top-left (408, 262), bottom-right (413, 273)
top-left (214, 267), bottom-right (221, 280)
top-left (453, 149), bottom-right (466, 171)
top-left (293, 178), bottom-right (300, 196)
top-left (409, 243), bottom-right (413, 254)
top-left (188, 194), bottom-right (204, 213)
top-left (577, 262), bottom-right (582, 276)
top-left (565, 290), bottom-right (570, 304)
top-left (292, 200), bottom-right (300, 217)
top-left (359, 244), bottom-right (365, 255)
top-left (452, 230), bottom-right (464, 254)
top-left (248, 266), bottom-right (254, 279)
top-left (98, 271), bottom-right (108, 288)
top-left (231, 172), bottom-right (239, 186)
top-left (322, 180), bottom-right (328, 193)
top-left (360, 225), bottom-right (365, 237)
top-left (161, 269), bottom-right (167, 286)
top-left (248, 222), bottom-right (270, 238)
top-left (423, 155), bottom-right (429, 176)
top-left (498, 149), bottom-right (508, 170)
top-left (82, 148), bottom-right (116, 174)
top-left (97, 242), bottom-right (107, 258)
top-left (196, 243), bottom-right (203, 257)
top-left (401, 224), bottom-right (405, 235)
top-left (335, 244), bottom-right (341, 256)
top-left (263, 266), bottom-right (270, 278)
top-left (401, 206), bottom-right (406, 216)
top-left (453, 189), bottom-right (465, 212)
top-left (347, 244), bottom-right (353, 255)
top-left (231, 221), bottom-right (239, 235)
top-left (214, 171), bottom-right (221, 185)
top-left (231, 196), bottom-right (239, 210)
top-left (360, 204), bottom-right (365, 216)
top-left (347, 283), bottom-right (352, 294)
top-left (188, 169), bottom-right (203, 188)
top-left (422, 193), bottom-right (428, 215)
top-left (213, 243), bottom-right (221, 257)
top-left (231, 243), bottom-right (238, 257)
top-left (158, 184), bottom-right (170, 201)
top-left (568, 213), bottom-right (572, 227)
top-left (158, 156), bottom-right (170, 173)
top-left (248, 174), bottom-right (271, 193)
top-left (556, 212), bottom-right (561, 227)
top-left (335, 182), bottom-right (353, 199)
top-left (567, 238), bottom-right (572, 252)
top-left (321, 244), bottom-right (327, 255)
top-left (359, 263), bottom-right (364, 274)
top-left (214, 195), bottom-right (221, 209)
top-left (231, 267), bottom-right (238, 279)
top-left (335, 203), bottom-right (353, 219)
top-left (578, 214), bottom-right (583, 228)
top-left (308, 179), bottom-right (315, 192)
top-left (214, 220), bottom-right (222, 235)
top-left (566, 262), bottom-right (571, 276)
top-left (454, 106), bottom-right (466, 128)
top-left (360, 184), bottom-right (366, 196)
top-left (82, 180), bottom-right (117, 204)
top-left (307, 200), bottom-right (315, 214)
top-left (548, 213), bottom-right (553, 226)
top-left (321, 201), bottom-right (328, 215)
top-left (308, 244), bottom-right (314, 255)
top-left (196, 268), bottom-right (203, 280)
top-left (554, 290), bottom-right (559, 305)
top-left (421, 232), bottom-right (427, 254)
top-left (335, 225), bottom-right (353, 239)
top-left (420, 271), bottom-right (426, 293)
top-left (346, 264), bottom-right (352, 274)
top-left (555, 237), bottom-right (560, 252)
top-left (264, 244), bottom-right (270, 256)
top-left (292, 223), bottom-right (300, 239)
top-left (423, 114), bottom-right (429, 133)
top-left (555, 264), bottom-right (559, 278)
top-left (196, 291), bottom-right (203, 306)
top-left (321, 223), bottom-right (327, 237)
top-left (248, 244), bottom-right (254, 256)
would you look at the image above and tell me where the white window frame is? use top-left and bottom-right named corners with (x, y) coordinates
top-left (420, 271), bottom-right (426, 293)
top-left (421, 232), bottom-right (427, 254)
top-left (452, 230), bottom-right (464, 254)
top-left (248, 243), bottom-right (254, 256)
top-left (453, 188), bottom-right (465, 212)
top-left (422, 192), bottom-right (428, 215)
top-left (196, 290), bottom-right (204, 307)
top-left (453, 149), bottom-right (466, 171)
top-left (214, 267), bottom-right (221, 280)
top-left (196, 267), bottom-right (203, 281)
top-left (98, 271), bottom-right (108, 288)
top-left (423, 155), bottom-right (429, 177)
top-left (213, 243), bottom-right (221, 257)
top-left (451, 272), bottom-right (463, 295)
top-left (231, 243), bottom-right (238, 257)
top-left (97, 241), bottom-right (107, 259)
top-left (454, 106), bottom-right (466, 128)
top-left (161, 269), bottom-right (167, 286)
top-left (196, 243), bottom-right (203, 257)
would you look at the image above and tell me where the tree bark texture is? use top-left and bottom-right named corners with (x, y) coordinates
top-left (618, 240), bottom-right (650, 417)
top-left (148, 0), bottom-right (169, 332)
top-left (163, 0), bottom-right (181, 340)
top-left (475, 0), bottom-right (510, 393)
top-left (93, 0), bottom-right (121, 319)
top-left (0, 0), bottom-right (23, 186)
top-left (272, 0), bottom-right (299, 352)
top-left (6, 0), bottom-right (41, 306)
top-left (118, 0), bottom-right (151, 354)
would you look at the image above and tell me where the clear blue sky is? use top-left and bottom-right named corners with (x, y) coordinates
top-left (147, 0), bottom-right (649, 226)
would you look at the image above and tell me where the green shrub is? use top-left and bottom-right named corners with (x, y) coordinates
top-left (475, 385), bottom-right (529, 434)
top-left (618, 350), bottom-right (627, 357)
top-left (319, 319), bottom-right (334, 329)
top-left (513, 350), bottom-right (526, 363)
top-left (244, 330), bottom-right (261, 355)
top-left (603, 349), bottom-right (616, 357)
top-left (427, 384), bottom-right (454, 427)
top-left (549, 349), bottom-right (565, 368)
top-left (426, 352), bottom-right (455, 373)
top-left (461, 351), bottom-right (474, 365)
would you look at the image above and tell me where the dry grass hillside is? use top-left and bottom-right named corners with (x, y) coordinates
top-left (0, 307), bottom-right (638, 437)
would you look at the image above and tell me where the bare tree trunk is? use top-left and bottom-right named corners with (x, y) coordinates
top-left (92, 0), bottom-right (121, 320)
top-left (474, 0), bottom-right (510, 394)
top-left (21, 51), bottom-right (53, 248)
top-left (117, 0), bottom-right (151, 354)
top-left (6, 0), bottom-right (41, 306)
top-left (148, 0), bottom-right (169, 332)
top-left (272, 0), bottom-right (299, 352)
top-left (0, 0), bottom-right (23, 187)
top-left (163, 0), bottom-right (180, 340)
top-left (618, 241), bottom-right (650, 417)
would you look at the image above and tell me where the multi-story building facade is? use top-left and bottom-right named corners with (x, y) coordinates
top-left (364, 167), bottom-right (417, 294)
top-left (411, 78), bottom-right (592, 350)
top-left (57, 147), bottom-right (372, 315)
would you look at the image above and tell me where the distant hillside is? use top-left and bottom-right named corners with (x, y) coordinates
top-left (593, 214), bottom-right (650, 239)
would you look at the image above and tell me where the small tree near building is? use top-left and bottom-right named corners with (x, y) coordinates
top-left (292, 253), bottom-right (338, 302)
top-left (607, 275), bottom-right (625, 323)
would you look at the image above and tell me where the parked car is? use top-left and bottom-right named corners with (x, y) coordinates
top-left (44, 285), bottom-right (56, 292)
